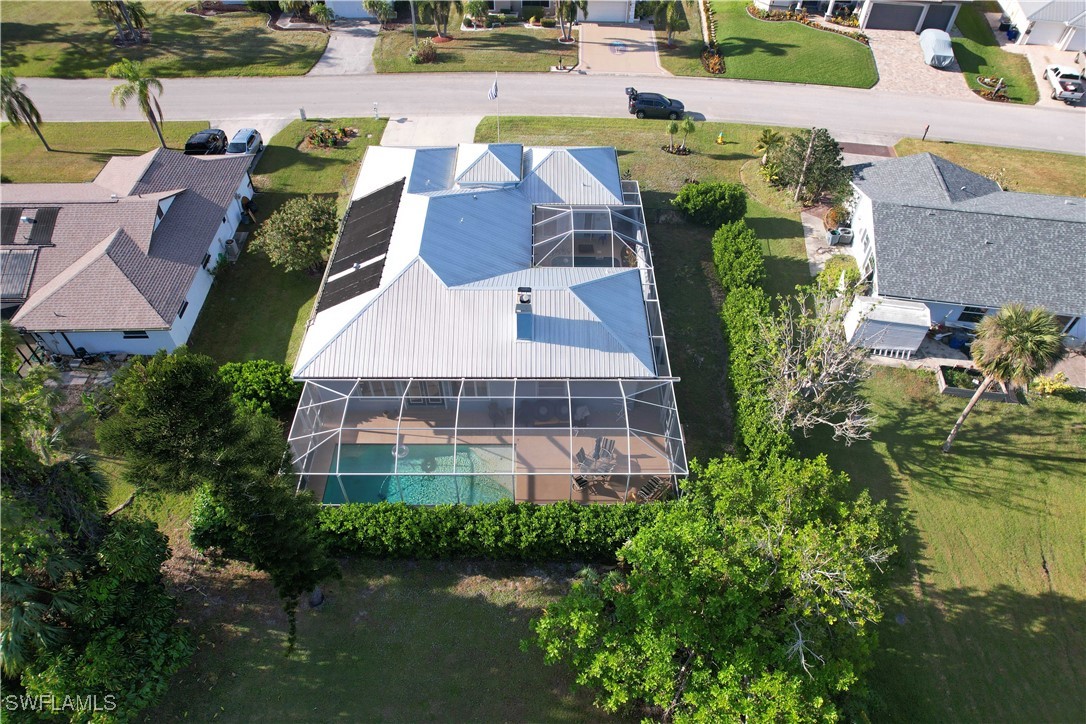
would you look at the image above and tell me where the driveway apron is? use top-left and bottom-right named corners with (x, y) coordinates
top-left (307, 20), bottom-right (377, 76)
top-left (578, 22), bottom-right (668, 75)
top-left (864, 28), bottom-right (976, 100)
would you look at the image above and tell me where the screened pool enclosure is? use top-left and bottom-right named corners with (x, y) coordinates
top-left (289, 378), bottom-right (686, 505)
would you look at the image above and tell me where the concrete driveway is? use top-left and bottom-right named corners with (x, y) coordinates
top-left (307, 20), bottom-right (377, 76)
top-left (578, 22), bottom-right (667, 75)
top-left (864, 28), bottom-right (976, 100)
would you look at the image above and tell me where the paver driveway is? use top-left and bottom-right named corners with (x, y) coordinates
top-left (865, 27), bottom-right (975, 99)
top-left (578, 22), bottom-right (667, 75)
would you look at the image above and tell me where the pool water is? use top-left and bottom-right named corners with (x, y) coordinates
top-left (323, 443), bottom-right (515, 505)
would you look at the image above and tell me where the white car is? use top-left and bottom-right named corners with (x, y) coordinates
top-left (1042, 65), bottom-right (1084, 103)
top-left (226, 128), bottom-right (264, 155)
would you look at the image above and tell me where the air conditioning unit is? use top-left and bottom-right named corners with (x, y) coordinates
top-left (224, 238), bottom-right (240, 262)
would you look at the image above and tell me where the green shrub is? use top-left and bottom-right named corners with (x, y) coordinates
top-left (541, 17), bottom-right (556, 28)
top-left (816, 254), bottom-right (860, 292)
top-left (672, 182), bottom-right (748, 227)
top-left (1031, 372), bottom-right (1076, 397)
top-left (190, 483), bottom-right (247, 558)
top-left (317, 500), bottom-right (670, 562)
top-left (218, 359), bottom-right (302, 421)
top-left (523, 6), bottom-right (545, 22)
top-left (408, 38), bottom-right (438, 64)
top-left (711, 221), bottom-right (764, 291)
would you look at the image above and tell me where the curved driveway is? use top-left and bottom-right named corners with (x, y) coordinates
top-left (16, 72), bottom-right (1086, 152)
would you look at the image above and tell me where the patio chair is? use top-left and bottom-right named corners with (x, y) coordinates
top-left (599, 438), bottom-right (616, 460)
top-left (635, 475), bottom-right (671, 503)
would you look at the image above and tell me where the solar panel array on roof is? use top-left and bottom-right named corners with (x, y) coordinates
top-left (1, 208), bottom-right (22, 245)
top-left (316, 179), bottom-right (403, 313)
top-left (27, 208), bottom-right (59, 245)
top-left (0, 248), bottom-right (37, 301)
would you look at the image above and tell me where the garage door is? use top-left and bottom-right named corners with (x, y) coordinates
top-left (865, 3), bottom-right (923, 31)
top-left (920, 4), bottom-right (957, 32)
top-left (580, 0), bottom-right (630, 23)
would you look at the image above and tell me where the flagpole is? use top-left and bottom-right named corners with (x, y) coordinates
top-left (495, 71), bottom-right (501, 143)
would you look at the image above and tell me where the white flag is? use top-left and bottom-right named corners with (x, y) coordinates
top-left (488, 79), bottom-right (498, 101)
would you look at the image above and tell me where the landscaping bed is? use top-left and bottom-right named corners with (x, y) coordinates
top-left (936, 365), bottom-right (1016, 402)
top-left (951, 2), bottom-right (1039, 104)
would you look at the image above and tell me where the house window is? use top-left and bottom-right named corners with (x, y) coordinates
top-left (156, 205), bottom-right (164, 220)
top-left (122, 331), bottom-right (149, 339)
top-left (202, 253), bottom-right (212, 269)
top-left (178, 300), bottom-right (189, 319)
top-left (957, 306), bottom-right (988, 325)
top-left (1055, 315), bottom-right (1080, 334)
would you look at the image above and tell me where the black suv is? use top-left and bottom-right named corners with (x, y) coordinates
top-left (626, 87), bottom-right (685, 120)
top-left (184, 129), bottom-right (228, 155)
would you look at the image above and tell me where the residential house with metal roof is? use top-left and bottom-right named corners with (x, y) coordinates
top-left (288, 143), bottom-right (686, 506)
top-left (840, 152), bottom-right (1085, 358)
top-left (1, 148), bottom-right (253, 356)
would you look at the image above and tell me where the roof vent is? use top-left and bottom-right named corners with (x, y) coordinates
top-left (516, 287), bottom-right (533, 341)
top-left (19, 216), bottom-right (34, 224)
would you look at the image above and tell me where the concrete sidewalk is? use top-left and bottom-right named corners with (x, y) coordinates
top-left (380, 116), bottom-right (483, 146)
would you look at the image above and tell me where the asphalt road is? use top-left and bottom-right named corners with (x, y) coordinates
top-left (16, 73), bottom-right (1086, 152)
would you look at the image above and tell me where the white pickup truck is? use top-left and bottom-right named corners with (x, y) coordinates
top-left (1043, 65), bottom-right (1085, 103)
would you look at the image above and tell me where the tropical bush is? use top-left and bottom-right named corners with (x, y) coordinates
top-left (816, 253), bottom-right (860, 291)
top-left (671, 181), bottom-right (748, 227)
top-left (305, 124), bottom-right (356, 148)
top-left (541, 17), bottom-right (556, 27)
top-left (711, 220), bottom-right (764, 291)
top-left (408, 38), bottom-right (437, 64)
top-left (218, 359), bottom-right (302, 421)
top-left (251, 194), bottom-right (338, 273)
top-left (1030, 372), bottom-right (1076, 397)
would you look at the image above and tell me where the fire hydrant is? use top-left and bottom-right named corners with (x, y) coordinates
top-left (716, 132), bottom-right (725, 145)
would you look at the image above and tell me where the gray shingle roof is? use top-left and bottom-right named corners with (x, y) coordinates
top-left (859, 154), bottom-right (1086, 316)
top-left (5, 149), bottom-right (250, 332)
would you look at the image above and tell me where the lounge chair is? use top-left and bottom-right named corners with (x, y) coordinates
top-left (635, 475), bottom-right (671, 503)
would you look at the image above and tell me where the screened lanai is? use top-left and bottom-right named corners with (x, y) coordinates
top-left (289, 378), bottom-right (686, 506)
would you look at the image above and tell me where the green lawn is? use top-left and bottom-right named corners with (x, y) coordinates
top-left (187, 118), bottom-right (387, 366)
top-left (795, 367), bottom-right (1086, 722)
top-left (0, 1), bottom-right (327, 78)
top-left (373, 12), bottom-right (565, 73)
top-left (952, 3), bottom-right (1039, 104)
top-left (895, 138), bottom-right (1085, 196)
top-left (0, 120), bottom-right (209, 182)
top-left (658, 2), bottom-right (878, 88)
top-left (475, 116), bottom-right (806, 459)
top-left (146, 559), bottom-right (614, 722)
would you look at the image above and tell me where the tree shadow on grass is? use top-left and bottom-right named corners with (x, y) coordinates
top-left (718, 36), bottom-right (797, 59)
top-left (149, 556), bottom-right (616, 723)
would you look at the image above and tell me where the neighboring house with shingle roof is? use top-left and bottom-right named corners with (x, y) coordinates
top-left (841, 153), bottom-right (1086, 357)
top-left (287, 143), bottom-right (686, 508)
top-left (1, 148), bottom-right (253, 356)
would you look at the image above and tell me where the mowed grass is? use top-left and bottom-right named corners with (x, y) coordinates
top-left (658, 2), bottom-right (878, 88)
top-left (187, 118), bottom-right (386, 366)
top-left (795, 367), bottom-right (1086, 722)
top-left (0, 1), bottom-right (327, 78)
top-left (895, 138), bottom-right (1086, 196)
top-left (952, 2), bottom-right (1039, 104)
top-left (373, 13), bottom-right (564, 73)
top-left (0, 121), bottom-right (209, 182)
top-left (146, 559), bottom-right (614, 723)
top-left (476, 116), bottom-right (807, 459)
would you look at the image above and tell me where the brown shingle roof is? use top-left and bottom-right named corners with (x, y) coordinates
top-left (4, 148), bottom-right (250, 332)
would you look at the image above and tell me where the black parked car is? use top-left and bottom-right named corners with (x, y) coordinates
top-left (184, 129), bottom-right (228, 155)
top-left (626, 87), bottom-right (685, 120)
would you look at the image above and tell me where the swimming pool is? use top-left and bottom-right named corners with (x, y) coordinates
top-left (323, 443), bottom-right (515, 505)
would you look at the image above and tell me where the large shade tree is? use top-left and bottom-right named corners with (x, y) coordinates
top-left (1, 71), bottom-right (49, 151)
top-left (106, 58), bottom-right (166, 148)
top-left (942, 304), bottom-right (1065, 452)
top-left (530, 456), bottom-right (896, 721)
top-left (252, 194), bottom-right (339, 274)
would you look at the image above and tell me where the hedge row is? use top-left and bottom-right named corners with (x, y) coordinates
top-left (193, 489), bottom-right (670, 563)
top-left (712, 221), bottom-right (795, 459)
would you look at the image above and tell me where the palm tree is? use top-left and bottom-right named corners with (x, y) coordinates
top-left (678, 116), bottom-right (696, 150)
top-left (464, 0), bottom-right (490, 28)
top-left (106, 59), bottom-right (166, 149)
top-left (654, 0), bottom-right (689, 47)
top-left (91, 1), bottom-right (126, 39)
top-left (942, 304), bottom-right (1065, 453)
top-left (310, 2), bottom-right (334, 30)
top-left (556, 0), bottom-right (588, 43)
top-left (364, 0), bottom-right (395, 29)
top-left (1, 71), bottom-right (50, 151)
top-left (665, 120), bottom-right (679, 152)
top-left (754, 128), bottom-right (784, 166)
top-left (420, 0), bottom-right (461, 38)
